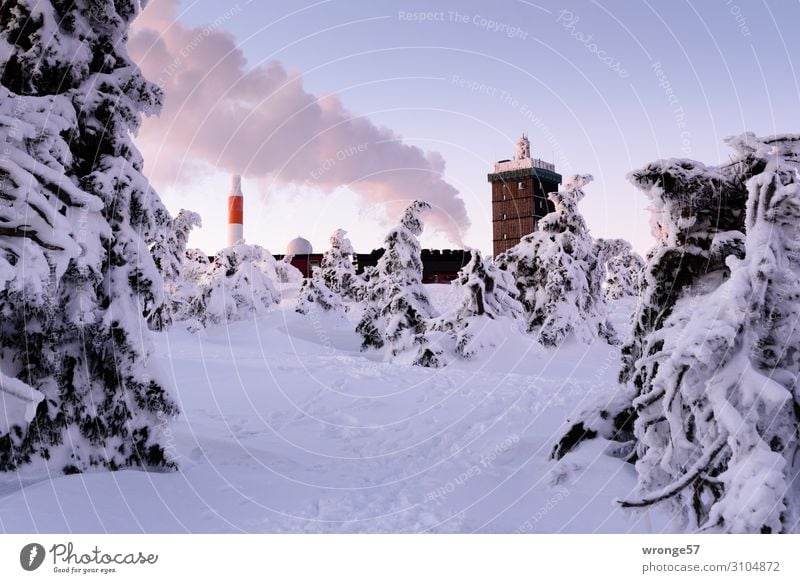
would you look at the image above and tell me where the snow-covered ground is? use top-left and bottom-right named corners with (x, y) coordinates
top-left (0, 286), bottom-right (677, 533)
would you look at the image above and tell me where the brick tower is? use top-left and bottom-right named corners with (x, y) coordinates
top-left (488, 134), bottom-right (562, 257)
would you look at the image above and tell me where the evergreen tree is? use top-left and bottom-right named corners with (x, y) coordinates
top-left (187, 243), bottom-right (280, 327)
top-left (169, 248), bottom-right (208, 326)
top-left (497, 174), bottom-right (616, 346)
top-left (550, 137), bottom-right (800, 533)
top-left (434, 249), bottom-right (523, 359)
top-left (552, 154), bottom-right (752, 462)
top-left (296, 267), bottom-right (345, 316)
top-left (319, 228), bottom-right (363, 301)
top-left (594, 238), bottom-right (644, 300)
top-left (619, 158), bottom-right (750, 390)
top-left (620, 134), bottom-right (800, 532)
top-left (355, 201), bottom-right (441, 367)
top-left (0, 0), bottom-right (177, 472)
top-left (149, 209), bottom-right (202, 330)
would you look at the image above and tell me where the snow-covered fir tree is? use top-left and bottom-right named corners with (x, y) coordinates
top-left (619, 134), bottom-right (800, 533)
top-left (0, 0), bottom-right (178, 472)
top-left (355, 201), bottom-right (441, 367)
top-left (296, 267), bottom-right (345, 316)
top-left (594, 238), bottom-right (644, 300)
top-left (170, 248), bottom-right (209, 323)
top-left (550, 135), bottom-right (800, 534)
top-left (619, 157), bottom-right (750, 391)
top-left (319, 228), bottom-right (363, 301)
top-left (187, 243), bottom-right (280, 327)
top-left (552, 152), bottom-right (752, 462)
top-left (450, 249), bottom-right (524, 321)
top-left (152, 209), bottom-right (202, 287)
top-left (149, 209), bottom-right (202, 330)
top-left (295, 227), bottom-right (362, 317)
top-left (434, 249), bottom-right (524, 359)
top-left (497, 174), bottom-right (616, 347)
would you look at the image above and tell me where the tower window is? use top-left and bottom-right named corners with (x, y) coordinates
top-left (502, 234), bottom-right (507, 240)
top-left (502, 213), bottom-right (507, 220)
top-left (517, 181), bottom-right (524, 189)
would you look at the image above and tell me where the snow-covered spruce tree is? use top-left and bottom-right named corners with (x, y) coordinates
top-left (149, 209), bottom-right (202, 330)
top-left (497, 174), bottom-right (616, 347)
top-left (594, 238), bottom-right (644, 300)
top-left (188, 243), bottom-right (279, 327)
top-left (296, 266), bottom-right (344, 316)
top-left (551, 155), bottom-right (752, 461)
top-left (170, 248), bottom-right (209, 323)
top-left (434, 249), bottom-right (524, 359)
top-left (0, 1), bottom-right (178, 472)
top-left (619, 158), bottom-right (751, 391)
top-left (320, 228), bottom-right (363, 301)
top-left (619, 135), bottom-right (800, 533)
top-left (355, 201), bottom-right (441, 367)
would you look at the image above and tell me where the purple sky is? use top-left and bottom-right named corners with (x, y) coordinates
top-left (130, 0), bottom-right (799, 256)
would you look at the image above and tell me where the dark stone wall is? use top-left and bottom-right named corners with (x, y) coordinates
top-left (353, 249), bottom-right (471, 283)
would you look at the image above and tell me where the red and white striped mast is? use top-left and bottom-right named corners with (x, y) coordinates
top-left (227, 174), bottom-right (244, 246)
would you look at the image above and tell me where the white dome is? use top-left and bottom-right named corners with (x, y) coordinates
top-left (286, 236), bottom-right (313, 255)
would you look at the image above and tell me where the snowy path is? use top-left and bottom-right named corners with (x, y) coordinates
top-left (0, 292), bottom-right (675, 533)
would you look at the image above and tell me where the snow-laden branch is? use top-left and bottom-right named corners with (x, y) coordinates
top-left (618, 434), bottom-right (728, 508)
top-left (0, 373), bottom-right (45, 435)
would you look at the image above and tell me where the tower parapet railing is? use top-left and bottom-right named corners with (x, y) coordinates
top-left (493, 157), bottom-right (555, 173)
